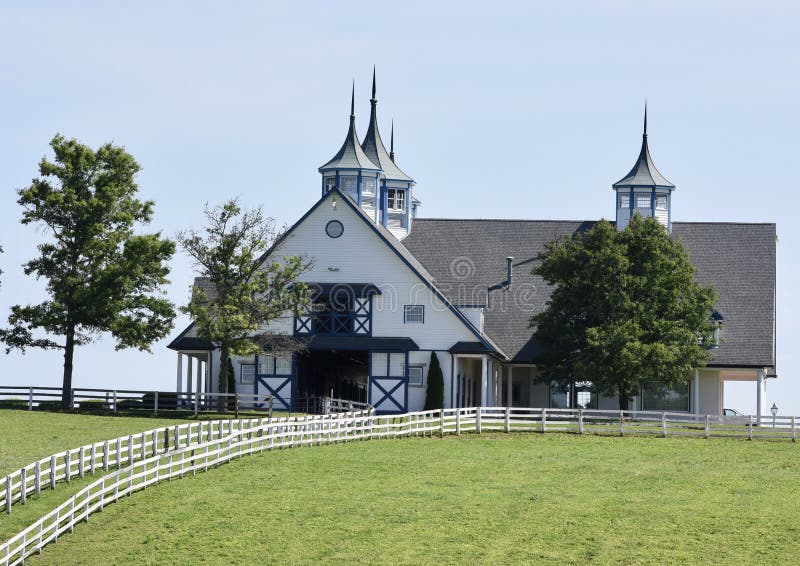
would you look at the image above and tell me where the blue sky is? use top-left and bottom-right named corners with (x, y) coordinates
top-left (0, 1), bottom-right (796, 413)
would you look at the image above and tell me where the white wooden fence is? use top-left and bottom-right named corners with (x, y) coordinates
top-left (1, 406), bottom-right (797, 565)
top-left (1, 418), bottom-right (269, 514)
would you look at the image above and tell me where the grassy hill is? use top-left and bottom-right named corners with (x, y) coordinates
top-left (17, 433), bottom-right (800, 565)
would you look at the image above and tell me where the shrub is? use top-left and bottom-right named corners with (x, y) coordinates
top-left (424, 352), bottom-right (444, 411)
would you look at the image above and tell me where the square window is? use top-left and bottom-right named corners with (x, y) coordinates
top-left (619, 194), bottom-right (630, 208)
top-left (636, 194), bottom-right (651, 208)
top-left (325, 177), bottom-right (336, 192)
top-left (388, 189), bottom-right (405, 211)
top-left (240, 363), bottom-right (255, 384)
top-left (408, 366), bottom-right (424, 387)
top-left (362, 177), bottom-right (375, 195)
top-left (656, 195), bottom-right (668, 209)
top-left (404, 305), bottom-right (424, 324)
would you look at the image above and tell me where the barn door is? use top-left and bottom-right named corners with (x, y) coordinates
top-left (256, 353), bottom-right (294, 411)
top-left (369, 352), bottom-right (408, 414)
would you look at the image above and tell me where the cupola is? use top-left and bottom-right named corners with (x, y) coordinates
top-left (612, 105), bottom-right (675, 231)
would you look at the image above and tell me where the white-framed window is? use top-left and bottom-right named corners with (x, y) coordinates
top-left (389, 353), bottom-right (405, 377)
top-left (403, 305), bottom-right (424, 324)
top-left (240, 363), bottom-right (256, 384)
top-left (656, 195), bottom-right (668, 209)
top-left (619, 193), bottom-right (630, 208)
top-left (408, 365), bottom-right (425, 387)
top-left (636, 194), bottom-right (651, 208)
top-left (387, 188), bottom-right (405, 211)
top-left (325, 177), bottom-right (336, 192)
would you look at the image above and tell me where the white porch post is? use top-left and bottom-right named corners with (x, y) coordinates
top-left (506, 367), bottom-right (512, 407)
top-left (176, 352), bottom-right (183, 397)
top-left (195, 357), bottom-right (202, 408)
top-left (693, 369), bottom-right (700, 415)
top-left (186, 356), bottom-right (193, 406)
top-left (756, 369), bottom-right (765, 425)
top-left (206, 351), bottom-right (212, 406)
top-left (480, 356), bottom-right (488, 407)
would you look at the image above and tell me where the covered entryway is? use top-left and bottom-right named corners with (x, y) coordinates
top-left (296, 350), bottom-right (369, 403)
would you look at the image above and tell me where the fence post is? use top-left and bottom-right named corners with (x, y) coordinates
top-left (476, 407), bottom-right (482, 434)
top-left (50, 455), bottom-right (57, 490)
top-left (235, 394), bottom-right (240, 419)
top-left (503, 407), bottom-right (510, 433)
top-left (748, 420), bottom-right (753, 440)
top-left (662, 412), bottom-right (667, 437)
top-left (78, 448), bottom-right (84, 479)
top-left (70, 388), bottom-right (75, 411)
top-left (578, 409), bottom-right (584, 435)
top-left (29, 386), bottom-right (34, 411)
top-left (704, 414), bottom-right (710, 439)
top-left (195, 389), bottom-right (199, 417)
top-left (113, 390), bottom-right (117, 414)
top-left (35, 460), bottom-right (41, 495)
top-left (456, 409), bottom-right (461, 435)
top-left (619, 411), bottom-right (625, 436)
top-left (154, 391), bottom-right (159, 417)
top-left (541, 408), bottom-right (546, 434)
top-left (440, 410), bottom-right (445, 437)
top-left (269, 396), bottom-right (273, 419)
top-left (20, 468), bottom-right (26, 504)
top-left (5, 476), bottom-right (11, 512)
top-left (64, 452), bottom-right (71, 483)
top-left (792, 416), bottom-right (796, 442)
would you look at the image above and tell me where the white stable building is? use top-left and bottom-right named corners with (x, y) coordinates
top-left (169, 76), bottom-right (777, 418)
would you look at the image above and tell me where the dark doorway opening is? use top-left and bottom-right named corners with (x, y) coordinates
top-left (296, 350), bottom-right (368, 403)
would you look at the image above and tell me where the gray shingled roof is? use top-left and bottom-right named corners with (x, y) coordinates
top-left (612, 132), bottom-right (675, 189)
top-left (402, 219), bottom-right (776, 369)
top-left (361, 73), bottom-right (413, 182)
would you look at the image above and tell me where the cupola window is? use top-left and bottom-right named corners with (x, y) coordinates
top-left (325, 177), bottom-right (336, 192)
top-left (362, 177), bottom-right (376, 207)
top-left (341, 176), bottom-right (357, 201)
top-left (656, 195), bottom-right (668, 210)
top-left (636, 194), bottom-right (651, 208)
top-left (388, 188), bottom-right (405, 211)
top-left (619, 194), bottom-right (630, 208)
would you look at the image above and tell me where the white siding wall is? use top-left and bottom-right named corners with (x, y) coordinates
top-left (458, 307), bottom-right (484, 333)
top-left (256, 194), bottom-right (480, 411)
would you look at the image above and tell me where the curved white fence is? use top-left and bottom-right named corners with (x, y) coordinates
top-left (1, 406), bottom-right (797, 565)
top-left (1, 418), bottom-right (271, 514)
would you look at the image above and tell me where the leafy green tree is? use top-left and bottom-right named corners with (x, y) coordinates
top-left (531, 214), bottom-right (717, 410)
top-left (424, 351), bottom-right (444, 410)
top-left (0, 135), bottom-right (176, 409)
top-left (177, 200), bottom-right (312, 411)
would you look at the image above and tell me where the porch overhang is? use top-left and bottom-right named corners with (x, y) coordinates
top-left (167, 336), bottom-right (215, 351)
top-left (306, 336), bottom-right (418, 351)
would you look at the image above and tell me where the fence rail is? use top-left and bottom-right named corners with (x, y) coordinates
top-left (0, 386), bottom-right (273, 418)
top-left (1, 406), bottom-right (797, 565)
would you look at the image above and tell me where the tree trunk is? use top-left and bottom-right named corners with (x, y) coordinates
top-left (61, 324), bottom-right (75, 410)
top-left (618, 385), bottom-right (629, 412)
top-left (218, 345), bottom-right (229, 413)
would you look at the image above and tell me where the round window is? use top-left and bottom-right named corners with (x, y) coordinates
top-left (325, 220), bottom-right (344, 239)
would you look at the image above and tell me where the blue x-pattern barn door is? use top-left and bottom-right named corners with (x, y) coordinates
top-left (368, 351), bottom-right (408, 414)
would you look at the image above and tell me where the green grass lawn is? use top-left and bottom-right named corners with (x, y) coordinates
top-left (16, 433), bottom-right (800, 565)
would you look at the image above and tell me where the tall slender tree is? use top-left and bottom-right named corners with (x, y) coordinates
top-left (531, 214), bottom-right (717, 409)
top-left (0, 135), bottom-right (176, 408)
top-left (424, 352), bottom-right (444, 410)
top-left (177, 199), bottom-right (312, 410)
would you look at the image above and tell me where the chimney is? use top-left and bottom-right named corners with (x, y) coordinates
top-left (506, 257), bottom-right (514, 288)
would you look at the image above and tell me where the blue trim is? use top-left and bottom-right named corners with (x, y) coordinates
top-left (357, 172), bottom-right (362, 207)
top-left (266, 188), bottom-right (503, 358)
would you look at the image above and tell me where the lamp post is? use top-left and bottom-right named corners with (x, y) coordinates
top-left (771, 403), bottom-right (778, 428)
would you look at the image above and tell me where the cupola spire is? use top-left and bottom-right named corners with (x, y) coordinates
top-left (390, 120), bottom-right (395, 162)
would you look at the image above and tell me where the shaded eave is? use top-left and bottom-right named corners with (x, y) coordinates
top-left (167, 322), bottom-right (214, 351)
